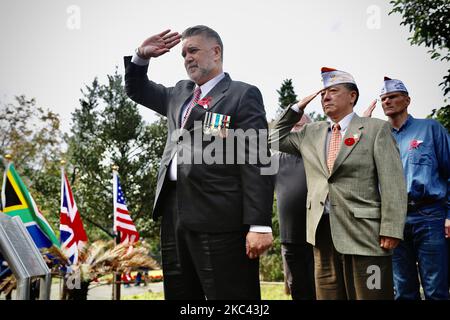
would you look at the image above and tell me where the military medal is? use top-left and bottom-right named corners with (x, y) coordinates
top-left (203, 111), bottom-right (212, 135)
top-left (203, 112), bottom-right (231, 137)
top-left (219, 115), bottom-right (230, 138)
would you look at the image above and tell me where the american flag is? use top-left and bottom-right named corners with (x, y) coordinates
top-left (113, 171), bottom-right (139, 244)
top-left (60, 169), bottom-right (88, 264)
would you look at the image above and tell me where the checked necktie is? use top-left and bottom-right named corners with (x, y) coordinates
top-left (327, 123), bottom-right (341, 172)
top-left (181, 87), bottom-right (202, 128)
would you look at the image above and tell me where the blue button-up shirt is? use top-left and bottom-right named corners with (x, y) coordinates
top-left (391, 115), bottom-right (450, 219)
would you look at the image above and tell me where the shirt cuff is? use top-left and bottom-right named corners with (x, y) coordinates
top-left (131, 52), bottom-right (150, 66)
top-left (290, 103), bottom-right (300, 113)
top-left (249, 225), bottom-right (272, 233)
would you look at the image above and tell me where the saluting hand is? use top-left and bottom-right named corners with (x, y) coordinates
top-left (296, 89), bottom-right (323, 110)
top-left (363, 99), bottom-right (377, 118)
top-left (138, 29), bottom-right (182, 59)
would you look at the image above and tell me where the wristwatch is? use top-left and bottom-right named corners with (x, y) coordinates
top-left (135, 47), bottom-right (146, 59)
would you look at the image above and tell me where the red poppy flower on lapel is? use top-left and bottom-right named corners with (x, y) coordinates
top-left (197, 96), bottom-right (212, 109)
top-left (344, 138), bottom-right (356, 146)
top-left (344, 134), bottom-right (360, 146)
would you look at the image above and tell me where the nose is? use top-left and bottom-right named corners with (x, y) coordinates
top-left (322, 90), bottom-right (331, 102)
top-left (184, 53), bottom-right (193, 64)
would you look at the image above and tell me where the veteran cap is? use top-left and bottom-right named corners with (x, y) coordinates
top-left (380, 76), bottom-right (409, 96)
top-left (321, 67), bottom-right (357, 89)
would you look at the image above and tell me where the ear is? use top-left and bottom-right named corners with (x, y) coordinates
top-left (405, 95), bottom-right (411, 107)
top-left (212, 45), bottom-right (221, 61)
top-left (349, 90), bottom-right (357, 105)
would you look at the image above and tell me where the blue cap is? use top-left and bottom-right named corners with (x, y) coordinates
top-left (380, 76), bottom-right (408, 96)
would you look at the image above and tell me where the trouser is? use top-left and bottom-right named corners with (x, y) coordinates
top-left (392, 208), bottom-right (449, 300)
top-left (281, 243), bottom-right (315, 300)
top-left (313, 215), bottom-right (394, 300)
top-left (159, 181), bottom-right (260, 300)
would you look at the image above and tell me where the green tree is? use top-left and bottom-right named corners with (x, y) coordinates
top-left (390, 0), bottom-right (450, 130)
top-left (68, 69), bottom-right (167, 250)
top-left (0, 95), bottom-right (65, 173)
top-left (0, 96), bottom-right (65, 229)
top-left (429, 106), bottom-right (449, 131)
top-left (276, 79), bottom-right (298, 114)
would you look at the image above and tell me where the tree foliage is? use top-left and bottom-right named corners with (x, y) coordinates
top-left (0, 95), bottom-right (65, 173)
top-left (276, 79), bottom-right (298, 114)
top-left (0, 96), bottom-right (65, 228)
top-left (68, 69), bottom-right (167, 246)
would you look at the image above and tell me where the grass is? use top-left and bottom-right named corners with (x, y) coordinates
top-left (122, 282), bottom-right (291, 300)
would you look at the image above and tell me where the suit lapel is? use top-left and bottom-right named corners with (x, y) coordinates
top-left (203, 75), bottom-right (230, 113)
top-left (331, 114), bottom-right (364, 175)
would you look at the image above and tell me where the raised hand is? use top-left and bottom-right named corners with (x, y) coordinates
top-left (363, 99), bottom-right (377, 118)
top-left (296, 89), bottom-right (323, 110)
top-left (138, 29), bottom-right (182, 59)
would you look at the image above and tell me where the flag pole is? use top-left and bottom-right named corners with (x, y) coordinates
top-left (1, 154), bottom-right (12, 210)
top-left (59, 159), bottom-right (66, 299)
top-left (3, 154), bottom-right (12, 170)
top-left (112, 164), bottom-right (121, 301)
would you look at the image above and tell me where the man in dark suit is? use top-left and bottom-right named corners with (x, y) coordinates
top-left (274, 114), bottom-right (315, 300)
top-left (124, 26), bottom-right (273, 300)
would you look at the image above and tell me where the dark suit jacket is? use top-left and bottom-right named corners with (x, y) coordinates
top-left (124, 56), bottom-right (273, 233)
top-left (274, 152), bottom-right (308, 244)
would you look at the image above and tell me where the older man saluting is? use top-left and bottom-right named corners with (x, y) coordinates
top-left (270, 67), bottom-right (407, 299)
top-left (124, 26), bottom-right (273, 300)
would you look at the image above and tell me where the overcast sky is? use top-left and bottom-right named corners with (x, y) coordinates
top-left (0, 0), bottom-right (447, 132)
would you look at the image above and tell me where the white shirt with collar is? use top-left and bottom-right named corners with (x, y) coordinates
top-left (132, 52), bottom-right (271, 233)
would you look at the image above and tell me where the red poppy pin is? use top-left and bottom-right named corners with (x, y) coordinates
top-left (197, 96), bottom-right (212, 109)
top-left (345, 134), bottom-right (360, 146)
top-left (409, 139), bottom-right (423, 150)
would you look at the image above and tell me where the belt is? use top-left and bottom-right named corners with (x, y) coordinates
top-left (407, 198), bottom-right (441, 212)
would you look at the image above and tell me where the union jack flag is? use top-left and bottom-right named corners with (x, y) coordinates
top-left (113, 171), bottom-right (139, 244)
top-left (60, 169), bottom-right (88, 264)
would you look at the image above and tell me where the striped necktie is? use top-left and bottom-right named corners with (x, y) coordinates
top-left (181, 87), bottom-right (201, 128)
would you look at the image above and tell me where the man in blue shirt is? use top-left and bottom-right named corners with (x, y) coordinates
top-left (377, 77), bottom-right (450, 299)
